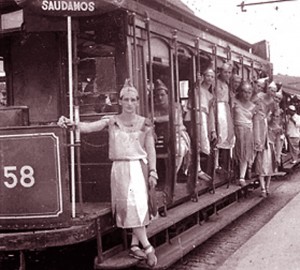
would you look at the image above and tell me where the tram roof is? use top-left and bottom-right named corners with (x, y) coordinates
top-left (0, 0), bottom-right (257, 52)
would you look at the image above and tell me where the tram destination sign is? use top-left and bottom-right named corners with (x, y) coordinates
top-left (15, 0), bottom-right (125, 17)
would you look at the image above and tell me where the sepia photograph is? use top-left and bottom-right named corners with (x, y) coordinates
top-left (0, 0), bottom-right (299, 269)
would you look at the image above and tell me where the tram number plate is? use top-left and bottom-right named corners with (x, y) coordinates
top-left (0, 133), bottom-right (63, 218)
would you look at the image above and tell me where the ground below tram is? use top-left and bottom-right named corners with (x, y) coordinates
top-left (1, 168), bottom-right (300, 270)
top-left (170, 167), bottom-right (300, 270)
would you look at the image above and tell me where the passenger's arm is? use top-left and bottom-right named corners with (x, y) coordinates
top-left (57, 116), bottom-right (109, 133)
top-left (78, 118), bottom-right (110, 133)
top-left (154, 115), bottom-right (169, 123)
top-left (145, 125), bottom-right (157, 188)
top-left (292, 114), bottom-right (300, 128)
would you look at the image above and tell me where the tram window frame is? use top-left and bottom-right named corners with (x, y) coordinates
top-left (76, 32), bottom-right (119, 118)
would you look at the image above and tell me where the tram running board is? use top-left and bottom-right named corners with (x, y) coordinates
top-left (94, 182), bottom-right (262, 270)
top-left (137, 190), bottom-right (264, 270)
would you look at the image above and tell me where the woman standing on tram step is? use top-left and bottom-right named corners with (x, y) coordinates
top-left (232, 81), bottom-right (256, 187)
top-left (58, 79), bottom-right (158, 267)
top-left (214, 62), bottom-right (235, 171)
top-left (253, 81), bottom-right (277, 197)
top-left (186, 68), bottom-right (217, 182)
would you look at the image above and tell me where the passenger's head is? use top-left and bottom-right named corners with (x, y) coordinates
top-left (254, 77), bottom-right (268, 94)
top-left (220, 62), bottom-right (232, 83)
top-left (119, 79), bottom-right (139, 113)
top-left (271, 108), bottom-right (282, 123)
top-left (203, 68), bottom-right (215, 85)
top-left (238, 81), bottom-right (253, 101)
top-left (273, 89), bottom-right (283, 104)
top-left (231, 74), bottom-right (242, 91)
top-left (154, 79), bottom-right (168, 107)
top-left (266, 81), bottom-right (277, 98)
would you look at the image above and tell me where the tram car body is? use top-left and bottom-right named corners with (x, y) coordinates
top-left (0, 0), bottom-right (277, 269)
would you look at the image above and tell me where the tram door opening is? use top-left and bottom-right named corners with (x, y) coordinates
top-left (146, 38), bottom-right (172, 193)
top-left (75, 15), bottom-right (125, 202)
top-left (146, 37), bottom-right (197, 202)
top-left (173, 46), bottom-right (195, 200)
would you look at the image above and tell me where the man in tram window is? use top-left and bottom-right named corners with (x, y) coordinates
top-left (153, 79), bottom-right (191, 175)
top-left (214, 62), bottom-right (235, 172)
top-left (286, 105), bottom-right (300, 164)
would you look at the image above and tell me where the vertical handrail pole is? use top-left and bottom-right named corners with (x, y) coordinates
top-left (132, 13), bottom-right (138, 87)
top-left (240, 55), bottom-right (244, 81)
top-left (67, 16), bottom-right (76, 218)
top-left (211, 44), bottom-right (218, 193)
top-left (73, 24), bottom-right (83, 214)
top-left (145, 13), bottom-right (155, 122)
top-left (173, 30), bottom-right (181, 165)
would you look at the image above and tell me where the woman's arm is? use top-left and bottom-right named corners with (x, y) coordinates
top-left (78, 119), bottom-right (109, 133)
top-left (57, 116), bottom-right (109, 133)
top-left (145, 126), bottom-right (157, 188)
top-left (154, 115), bottom-right (169, 123)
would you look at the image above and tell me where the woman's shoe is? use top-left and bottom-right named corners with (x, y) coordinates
top-left (260, 190), bottom-right (267, 198)
top-left (198, 170), bottom-right (212, 182)
top-left (239, 179), bottom-right (246, 187)
top-left (215, 166), bottom-right (223, 174)
top-left (144, 245), bottom-right (157, 268)
top-left (129, 245), bottom-right (147, 260)
top-left (291, 159), bottom-right (298, 164)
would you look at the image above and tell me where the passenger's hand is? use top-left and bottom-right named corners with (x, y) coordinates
top-left (211, 131), bottom-right (217, 142)
top-left (57, 116), bottom-right (71, 128)
top-left (149, 176), bottom-right (157, 189)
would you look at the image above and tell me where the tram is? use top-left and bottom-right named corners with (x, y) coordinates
top-left (0, 0), bottom-right (280, 269)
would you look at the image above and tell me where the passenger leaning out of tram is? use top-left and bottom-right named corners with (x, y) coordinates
top-left (58, 79), bottom-right (158, 267)
top-left (286, 104), bottom-right (300, 164)
top-left (255, 107), bottom-right (285, 197)
top-left (185, 68), bottom-right (217, 182)
top-left (214, 62), bottom-right (235, 171)
top-left (253, 81), bottom-right (278, 197)
top-left (268, 107), bottom-right (285, 172)
top-left (232, 81), bottom-right (256, 187)
top-left (153, 79), bottom-right (191, 175)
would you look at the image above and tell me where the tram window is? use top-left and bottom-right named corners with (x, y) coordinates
top-left (77, 34), bottom-right (118, 116)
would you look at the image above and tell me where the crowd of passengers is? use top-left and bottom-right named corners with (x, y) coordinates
top-left (57, 68), bottom-right (300, 266)
top-left (152, 61), bottom-right (300, 198)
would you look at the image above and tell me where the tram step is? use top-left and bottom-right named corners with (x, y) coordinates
top-left (94, 250), bottom-right (138, 270)
top-left (147, 184), bottom-right (242, 238)
top-left (137, 190), bottom-right (264, 269)
top-left (94, 183), bottom-right (257, 269)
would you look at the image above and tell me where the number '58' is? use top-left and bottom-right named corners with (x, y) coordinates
top-left (3, 166), bottom-right (35, 188)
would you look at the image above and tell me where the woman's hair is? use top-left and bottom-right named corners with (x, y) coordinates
top-left (236, 80), bottom-right (252, 100)
top-left (119, 79), bottom-right (139, 100)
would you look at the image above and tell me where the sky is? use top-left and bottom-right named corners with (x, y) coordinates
top-left (181, 0), bottom-right (300, 76)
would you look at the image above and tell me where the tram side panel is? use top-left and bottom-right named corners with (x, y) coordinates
top-left (0, 126), bottom-right (70, 230)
